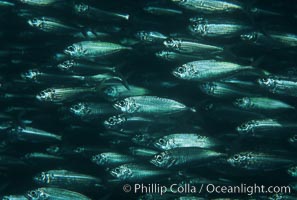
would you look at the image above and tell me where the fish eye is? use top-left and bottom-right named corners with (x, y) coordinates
top-left (119, 100), bottom-right (126, 107)
top-left (293, 135), bottom-right (297, 140)
top-left (158, 138), bottom-right (165, 144)
top-left (39, 91), bottom-right (46, 97)
top-left (114, 168), bottom-right (121, 173)
top-left (29, 190), bottom-right (38, 197)
top-left (73, 105), bottom-right (80, 110)
top-left (67, 46), bottom-right (75, 52)
top-left (32, 18), bottom-right (38, 24)
top-left (156, 155), bottom-right (163, 162)
top-left (177, 67), bottom-right (185, 73)
top-left (240, 124), bottom-right (248, 129)
top-left (108, 117), bottom-right (116, 124)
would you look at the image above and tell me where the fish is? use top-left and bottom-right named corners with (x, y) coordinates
top-left (173, 60), bottom-right (254, 81)
top-left (91, 152), bottom-right (136, 167)
top-left (57, 60), bottom-right (117, 74)
top-left (25, 187), bottom-right (91, 200)
top-left (109, 163), bottom-right (171, 181)
top-left (33, 169), bottom-right (102, 190)
top-left (153, 133), bottom-right (220, 150)
top-left (101, 84), bottom-right (151, 102)
top-left (236, 119), bottom-right (297, 137)
top-left (288, 166), bottom-right (297, 177)
top-left (135, 31), bottom-right (168, 43)
top-left (143, 6), bottom-right (183, 16)
top-left (129, 147), bottom-right (159, 157)
top-left (288, 134), bottom-right (297, 148)
top-left (22, 152), bottom-right (64, 164)
top-left (163, 38), bottom-right (224, 55)
top-left (2, 195), bottom-right (28, 200)
top-left (18, 0), bottom-right (64, 7)
top-left (150, 147), bottom-right (225, 169)
top-left (233, 97), bottom-right (295, 111)
top-left (64, 41), bottom-right (132, 60)
top-left (8, 126), bottom-right (62, 143)
top-left (189, 17), bottom-right (252, 38)
top-left (0, 0), bottom-right (14, 7)
top-left (155, 50), bottom-right (205, 63)
top-left (258, 76), bottom-right (297, 97)
top-left (69, 102), bottom-right (119, 120)
top-left (74, 2), bottom-right (129, 21)
top-left (241, 31), bottom-right (297, 48)
top-left (200, 82), bottom-right (254, 98)
top-left (227, 151), bottom-right (295, 171)
top-left (36, 87), bottom-right (97, 103)
top-left (27, 17), bottom-right (79, 34)
top-left (21, 69), bottom-right (85, 84)
top-left (113, 96), bottom-right (196, 115)
top-left (170, 0), bottom-right (244, 13)
top-left (103, 114), bottom-right (171, 134)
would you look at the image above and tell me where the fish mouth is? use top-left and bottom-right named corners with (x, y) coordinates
top-left (33, 176), bottom-right (42, 183)
top-left (36, 94), bottom-right (42, 101)
top-left (103, 120), bottom-right (111, 128)
top-left (27, 20), bottom-right (34, 27)
top-left (91, 155), bottom-right (99, 163)
top-left (172, 71), bottom-right (180, 78)
top-left (109, 170), bottom-right (118, 178)
top-left (226, 158), bottom-right (233, 165)
top-left (149, 158), bottom-right (158, 166)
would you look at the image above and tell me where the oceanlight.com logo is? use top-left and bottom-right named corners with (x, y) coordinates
top-left (122, 183), bottom-right (291, 196)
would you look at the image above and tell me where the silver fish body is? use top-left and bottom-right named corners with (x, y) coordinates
top-left (109, 163), bottom-right (170, 181)
top-left (70, 102), bottom-right (118, 119)
top-left (236, 119), bottom-right (293, 136)
top-left (129, 147), bottom-right (159, 157)
top-left (155, 50), bottom-right (205, 62)
top-left (74, 3), bottom-right (129, 21)
top-left (91, 152), bottom-right (136, 167)
top-left (33, 170), bottom-right (102, 190)
top-left (153, 133), bottom-right (220, 150)
top-left (150, 147), bottom-right (225, 169)
top-left (173, 60), bottom-right (254, 81)
top-left (9, 126), bottom-right (62, 143)
top-left (21, 69), bottom-right (84, 84)
top-left (258, 76), bottom-right (297, 97)
top-left (288, 166), bottom-right (297, 177)
top-left (170, 0), bottom-right (244, 13)
top-left (241, 31), bottom-right (297, 48)
top-left (18, 0), bottom-right (63, 6)
top-left (23, 152), bottom-right (64, 164)
top-left (104, 114), bottom-right (164, 134)
top-left (28, 17), bottom-right (78, 34)
top-left (227, 152), bottom-right (295, 171)
top-left (36, 87), bottom-right (96, 103)
top-left (26, 187), bottom-right (91, 200)
top-left (135, 31), bottom-right (168, 43)
top-left (57, 60), bottom-right (116, 74)
top-left (113, 96), bottom-right (196, 115)
top-left (2, 195), bottom-right (28, 200)
top-left (200, 82), bottom-right (253, 98)
top-left (164, 38), bottom-right (224, 55)
top-left (102, 84), bottom-right (150, 101)
top-left (189, 17), bottom-right (252, 38)
top-left (64, 41), bottom-right (131, 60)
top-left (143, 6), bottom-right (183, 16)
top-left (234, 97), bottom-right (295, 111)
